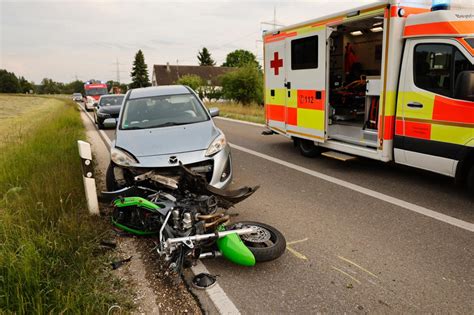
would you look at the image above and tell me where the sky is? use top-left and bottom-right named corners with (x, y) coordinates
top-left (0, 0), bottom-right (448, 83)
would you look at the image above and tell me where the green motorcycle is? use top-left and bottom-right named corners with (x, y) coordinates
top-left (101, 166), bottom-right (286, 275)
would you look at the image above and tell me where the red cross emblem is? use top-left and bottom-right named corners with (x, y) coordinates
top-left (270, 52), bottom-right (283, 75)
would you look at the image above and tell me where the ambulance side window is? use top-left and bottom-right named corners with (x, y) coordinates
top-left (414, 43), bottom-right (473, 99)
top-left (291, 35), bottom-right (318, 70)
top-left (414, 44), bottom-right (452, 97)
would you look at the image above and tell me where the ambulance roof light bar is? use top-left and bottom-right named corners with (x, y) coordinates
top-left (431, 0), bottom-right (450, 11)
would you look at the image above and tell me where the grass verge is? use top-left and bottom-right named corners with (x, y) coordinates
top-left (205, 101), bottom-right (264, 124)
top-left (0, 95), bottom-right (130, 313)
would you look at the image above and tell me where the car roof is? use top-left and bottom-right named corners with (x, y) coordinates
top-left (100, 94), bottom-right (125, 98)
top-left (128, 85), bottom-right (190, 100)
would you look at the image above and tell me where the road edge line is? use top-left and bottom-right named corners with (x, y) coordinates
top-left (215, 116), bottom-right (265, 127)
top-left (230, 142), bottom-right (474, 233)
top-left (77, 102), bottom-right (240, 314)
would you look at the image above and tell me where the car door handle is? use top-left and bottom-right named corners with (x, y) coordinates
top-left (284, 82), bottom-right (291, 89)
top-left (407, 102), bottom-right (423, 108)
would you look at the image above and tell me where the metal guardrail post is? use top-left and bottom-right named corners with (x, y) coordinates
top-left (77, 140), bottom-right (99, 215)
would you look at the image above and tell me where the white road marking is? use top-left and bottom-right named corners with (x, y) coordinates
top-left (78, 102), bottom-right (240, 314)
top-left (230, 143), bottom-right (474, 233)
top-left (215, 116), bottom-right (265, 127)
top-left (191, 261), bottom-right (240, 315)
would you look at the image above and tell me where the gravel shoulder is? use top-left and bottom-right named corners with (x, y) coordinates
top-left (79, 107), bottom-right (202, 314)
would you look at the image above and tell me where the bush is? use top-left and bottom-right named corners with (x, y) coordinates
top-left (176, 74), bottom-right (205, 91)
top-left (221, 66), bottom-right (263, 105)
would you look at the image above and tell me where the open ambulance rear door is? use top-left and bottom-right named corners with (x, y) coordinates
top-left (264, 26), bottom-right (328, 143)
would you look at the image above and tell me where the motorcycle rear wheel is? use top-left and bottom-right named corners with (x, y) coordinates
top-left (230, 221), bottom-right (286, 262)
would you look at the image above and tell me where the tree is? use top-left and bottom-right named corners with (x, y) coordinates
top-left (64, 80), bottom-right (85, 94)
top-left (130, 50), bottom-right (151, 88)
top-left (221, 65), bottom-right (263, 105)
top-left (38, 78), bottom-right (61, 94)
top-left (106, 80), bottom-right (128, 94)
top-left (0, 69), bottom-right (21, 93)
top-left (197, 47), bottom-right (215, 66)
top-left (222, 49), bottom-right (260, 69)
top-left (176, 74), bottom-right (205, 91)
top-left (18, 76), bottom-right (34, 93)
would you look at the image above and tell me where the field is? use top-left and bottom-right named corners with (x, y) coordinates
top-left (0, 95), bottom-right (130, 313)
top-left (206, 101), bottom-right (265, 124)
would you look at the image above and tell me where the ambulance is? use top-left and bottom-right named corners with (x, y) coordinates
top-left (263, 0), bottom-right (474, 193)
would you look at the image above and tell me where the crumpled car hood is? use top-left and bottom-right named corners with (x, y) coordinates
top-left (115, 120), bottom-right (219, 157)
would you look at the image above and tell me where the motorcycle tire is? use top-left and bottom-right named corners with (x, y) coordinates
top-left (230, 221), bottom-right (286, 262)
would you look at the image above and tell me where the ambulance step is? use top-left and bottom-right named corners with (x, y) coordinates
top-left (322, 151), bottom-right (356, 161)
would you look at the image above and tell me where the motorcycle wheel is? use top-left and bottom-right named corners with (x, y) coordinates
top-left (230, 221), bottom-right (286, 262)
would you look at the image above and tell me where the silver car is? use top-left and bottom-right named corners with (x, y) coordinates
top-left (105, 85), bottom-right (232, 190)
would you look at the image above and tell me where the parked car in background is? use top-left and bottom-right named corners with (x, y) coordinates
top-left (72, 93), bottom-right (82, 101)
top-left (104, 85), bottom-right (232, 189)
top-left (94, 94), bottom-right (124, 129)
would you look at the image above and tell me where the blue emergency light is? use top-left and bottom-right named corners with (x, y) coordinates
top-left (431, 0), bottom-right (450, 11)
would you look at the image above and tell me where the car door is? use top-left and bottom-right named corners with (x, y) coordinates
top-left (395, 38), bottom-right (474, 176)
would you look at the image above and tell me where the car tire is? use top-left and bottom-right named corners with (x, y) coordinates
top-left (106, 163), bottom-right (119, 191)
top-left (98, 120), bottom-right (104, 129)
top-left (296, 138), bottom-right (321, 157)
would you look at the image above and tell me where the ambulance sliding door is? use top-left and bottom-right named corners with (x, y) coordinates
top-left (284, 30), bottom-right (327, 143)
top-left (265, 39), bottom-right (287, 134)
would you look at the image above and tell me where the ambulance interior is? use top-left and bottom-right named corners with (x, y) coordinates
top-left (327, 15), bottom-right (384, 148)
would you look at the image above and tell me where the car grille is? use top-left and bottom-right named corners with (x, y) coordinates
top-left (128, 160), bottom-right (214, 183)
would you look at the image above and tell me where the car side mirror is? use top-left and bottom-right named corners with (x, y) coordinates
top-left (454, 71), bottom-right (474, 102)
top-left (209, 107), bottom-right (219, 117)
top-left (103, 118), bottom-right (117, 128)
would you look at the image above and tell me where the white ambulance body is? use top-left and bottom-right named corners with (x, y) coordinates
top-left (263, 0), bottom-right (474, 191)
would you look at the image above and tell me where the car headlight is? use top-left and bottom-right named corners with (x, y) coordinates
top-left (111, 147), bottom-right (139, 167)
top-left (205, 133), bottom-right (227, 157)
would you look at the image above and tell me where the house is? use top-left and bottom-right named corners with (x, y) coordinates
top-left (151, 63), bottom-right (234, 87)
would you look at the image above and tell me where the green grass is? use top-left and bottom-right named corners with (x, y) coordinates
top-left (0, 95), bottom-right (131, 314)
top-left (206, 102), bottom-right (265, 124)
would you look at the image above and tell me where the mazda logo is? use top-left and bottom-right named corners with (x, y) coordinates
top-left (168, 156), bottom-right (178, 164)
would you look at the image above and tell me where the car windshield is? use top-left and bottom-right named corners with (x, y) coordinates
top-left (100, 96), bottom-right (124, 106)
top-left (120, 93), bottom-right (209, 130)
top-left (73, 93), bottom-right (81, 96)
top-left (85, 88), bottom-right (108, 96)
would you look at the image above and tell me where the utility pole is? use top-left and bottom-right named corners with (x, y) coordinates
top-left (114, 58), bottom-right (121, 83)
top-left (261, 5), bottom-right (285, 31)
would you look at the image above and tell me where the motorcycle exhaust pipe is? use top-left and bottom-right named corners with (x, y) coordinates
top-left (165, 227), bottom-right (257, 246)
top-left (199, 251), bottom-right (222, 259)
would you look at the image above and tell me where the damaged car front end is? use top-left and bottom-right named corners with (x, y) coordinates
top-left (105, 85), bottom-right (232, 190)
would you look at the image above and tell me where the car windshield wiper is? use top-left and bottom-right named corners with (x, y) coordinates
top-left (123, 125), bottom-right (144, 130)
top-left (153, 122), bottom-right (187, 128)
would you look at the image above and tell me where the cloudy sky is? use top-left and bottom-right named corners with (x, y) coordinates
top-left (0, 0), bottom-right (427, 83)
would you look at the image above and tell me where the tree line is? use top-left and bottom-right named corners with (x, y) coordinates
top-left (1, 46), bottom-right (263, 105)
top-left (177, 47), bottom-right (263, 105)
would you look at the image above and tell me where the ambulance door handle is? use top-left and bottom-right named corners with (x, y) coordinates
top-left (407, 102), bottom-right (423, 109)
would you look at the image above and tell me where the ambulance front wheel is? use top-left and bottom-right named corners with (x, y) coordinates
top-left (295, 138), bottom-right (321, 157)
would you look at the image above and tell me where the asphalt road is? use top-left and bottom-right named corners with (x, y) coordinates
top-left (102, 117), bottom-right (473, 313)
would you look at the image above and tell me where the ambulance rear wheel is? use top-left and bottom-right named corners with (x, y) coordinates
top-left (296, 138), bottom-right (320, 157)
top-left (467, 165), bottom-right (474, 198)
